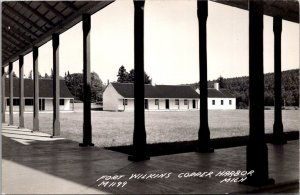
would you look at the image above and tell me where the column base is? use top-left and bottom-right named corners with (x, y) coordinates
top-left (50, 135), bottom-right (61, 138)
top-left (33, 118), bottom-right (39, 131)
top-left (271, 137), bottom-right (287, 145)
top-left (196, 147), bottom-right (214, 153)
top-left (18, 126), bottom-right (25, 129)
top-left (128, 155), bottom-right (150, 162)
top-left (79, 143), bottom-right (94, 147)
top-left (240, 177), bottom-right (275, 187)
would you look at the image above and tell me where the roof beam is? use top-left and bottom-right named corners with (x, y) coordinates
top-left (2, 1), bottom-right (114, 66)
top-left (2, 27), bottom-right (31, 45)
top-left (3, 3), bottom-right (46, 33)
top-left (19, 2), bottom-right (55, 27)
top-left (2, 50), bottom-right (11, 58)
top-left (2, 34), bottom-right (24, 50)
top-left (41, 2), bottom-right (65, 20)
top-left (2, 12), bottom-right (37, 38)
top-left (2, 13), bottom-right (38, 39)
top-left (2, 22), bottom-right (34, 44)
top-left (62, 1), bottom-right (78, 12)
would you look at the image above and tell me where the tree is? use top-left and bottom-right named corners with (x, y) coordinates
top-left (28, 70), bottom-right (33, 79)
top-left (116, 65), bottom-right (152, 84)
top-left (64, 71), bottom-right (105, 102)
top-left (127, 69), bottom-right (152, 84)
top-left (217, 76), bottom-right (226, 88)
top-left (91, 72), bottom-right (104, 103)
top-left (117, 65), bottom-right (128, 83)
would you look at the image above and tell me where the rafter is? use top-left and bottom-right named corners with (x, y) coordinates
top-left (2, 13), bottom-right (38, 39)
top-left (2, 22), bottom-right (34, 44)
top-left (2, 50), bottom-right (11, 58)
top-left (2, 40), bottom-right (18, 54)
top-left (62, 1), bottom-right (78, 12)
top-left (3, 3), bottom-right (46, 33)
top-left (2, 34), bottom-right (25, 50)
top-left (2, 27), bottom-right (31, 46)
top-left (41, 2), bottom-right (65, 19)
top-left (19, 1), bottom-right (55, 27)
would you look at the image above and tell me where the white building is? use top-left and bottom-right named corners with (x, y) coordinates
top-left (103, 82), bottom-right (236, 111)
top-left (196, 83), bottom-right (236, 110)
top-left (5, 78), bottom-right (74, 112)
top-left (103, 83), bottom-right (200, 111)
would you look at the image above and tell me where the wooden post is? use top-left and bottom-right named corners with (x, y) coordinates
top-left (2, 67), bottom-right (6, 123)
top-left (245, 0), bottom-right (274, 186)
top-left (19, 55), bottom-right (25, 128)
top-left (79, 14), bottom-right (94, 147)
top-left (128, 0), bottom-right (149, 161)
top-left (272, 16), bottom-right (286, 144)
top-left (197, 0), bottom-right (213, 153)
top-left (8, 62), bottom-right (13, 126)
top-left (33, 46), bottom-right (39, 131)
top-left (52, 33), bottom-right (61, 137)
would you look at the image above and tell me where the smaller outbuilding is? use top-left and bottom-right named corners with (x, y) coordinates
top-left (4, 78), bottom-right (74, 112)
top-left (103, 83), bottom-right (200, 111)
top-left (196, 83), bottom-right (236, 110)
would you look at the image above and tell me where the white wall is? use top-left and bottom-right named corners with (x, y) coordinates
top-left (103, 84), bottom-right (124, 111)
top-left (5, 98), bottom-right (74, 112)
top-left (208, 98), bottom-right (236, 110)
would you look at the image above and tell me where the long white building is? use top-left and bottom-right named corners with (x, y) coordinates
top-left (103, 82), bottom-right (236, 111)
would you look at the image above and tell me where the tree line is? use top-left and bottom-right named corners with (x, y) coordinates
top-left (189, 69), bottom-right (299, 108)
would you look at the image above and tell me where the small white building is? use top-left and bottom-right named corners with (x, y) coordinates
top-left (5, 78), bottom-right (74, 112)
top-left (103, 83), bottom-right (200, 111)
top-left (196, 83), bottom-right (236, 110)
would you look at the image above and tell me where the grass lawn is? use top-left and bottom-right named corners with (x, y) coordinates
top-left (7, 103), bottom-right (299, 147)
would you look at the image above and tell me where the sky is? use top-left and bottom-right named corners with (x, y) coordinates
top-left (9, 0), bottom-right (299, 85)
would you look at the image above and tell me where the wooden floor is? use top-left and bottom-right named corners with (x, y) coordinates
top-left (2, 124), bottom-right (299, 194)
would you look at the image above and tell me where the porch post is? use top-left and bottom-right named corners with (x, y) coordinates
top-left (8, 62), bottom-right (13, 126)
top-left (272, 16), bottom-right (286, 144)
top-left (79, 14), bottom-right (94, 147)
top-left (33, 46), bottom-right (39, 131)
top-left (245, 0), bottom-right (274, 186)
top-left (128, 0), bottom-right (149, 161)
top-left (52, 33), bottom-right (60, 137)
top-left (19, 55), bottom-right (25, 128)
top-left (197, 0), bottom-right (213, 153)
top-left (2, 67), bottom-right (6, 123)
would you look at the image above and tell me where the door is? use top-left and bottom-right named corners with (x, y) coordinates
top-left (192, 100), bottom-right (196, 109)
top-left (144, 99), bottom-right (148, 109)
top-left (165, 99), bottom-right (169, 109)
top-left (39, 99), bottom-right (45, 111)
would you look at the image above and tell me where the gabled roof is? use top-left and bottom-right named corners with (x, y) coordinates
top-left (5, 78), bottom-right (73, 98)
top-left (111, 83), bottom-right (200, 99)
top-left (207, 88), bottom-right (235, 98)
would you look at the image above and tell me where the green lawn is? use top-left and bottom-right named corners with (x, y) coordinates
top-left (7, 103), bottom-right (299, 147)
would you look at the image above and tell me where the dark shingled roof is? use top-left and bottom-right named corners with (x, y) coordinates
top-left (111, 83), bottom-right (200, 99)
top-left (5, 78), bottom-right (73, 98)
top-left (207, 88), bottom-right (235, 98)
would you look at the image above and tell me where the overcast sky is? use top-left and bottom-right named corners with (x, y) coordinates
top-left (10, 0), bottom-right (299, 85)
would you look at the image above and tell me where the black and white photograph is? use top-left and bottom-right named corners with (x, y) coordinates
top-left (1, 0), bottom-right (299, 194)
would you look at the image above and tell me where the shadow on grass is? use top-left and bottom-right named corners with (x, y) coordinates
top-left (106, 131), bottom-right (299, 157)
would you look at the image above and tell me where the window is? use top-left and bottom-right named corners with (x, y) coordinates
top-left (25, 99), bottom-right (33, 105)
top-left (123, 99), bottom-right (128, 105)
top-left (184, 99), bottom-right (188, 105)
top-left (60, 99), bottom-right (65, 105)
top-left (212, 100), bottom-right (215, 105)
top-left (175, 99), bottom-right (179, 105)
top-left (155, 99), bottom-right (159, 105)
top-left (13, 99), bottom-right (20, 106)
top-left (144, 99), bottom-right (148, 109)
top-left (221, 100), bottom-right (223, 105)
top-left (229, 100), bottom-right (232, 105)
